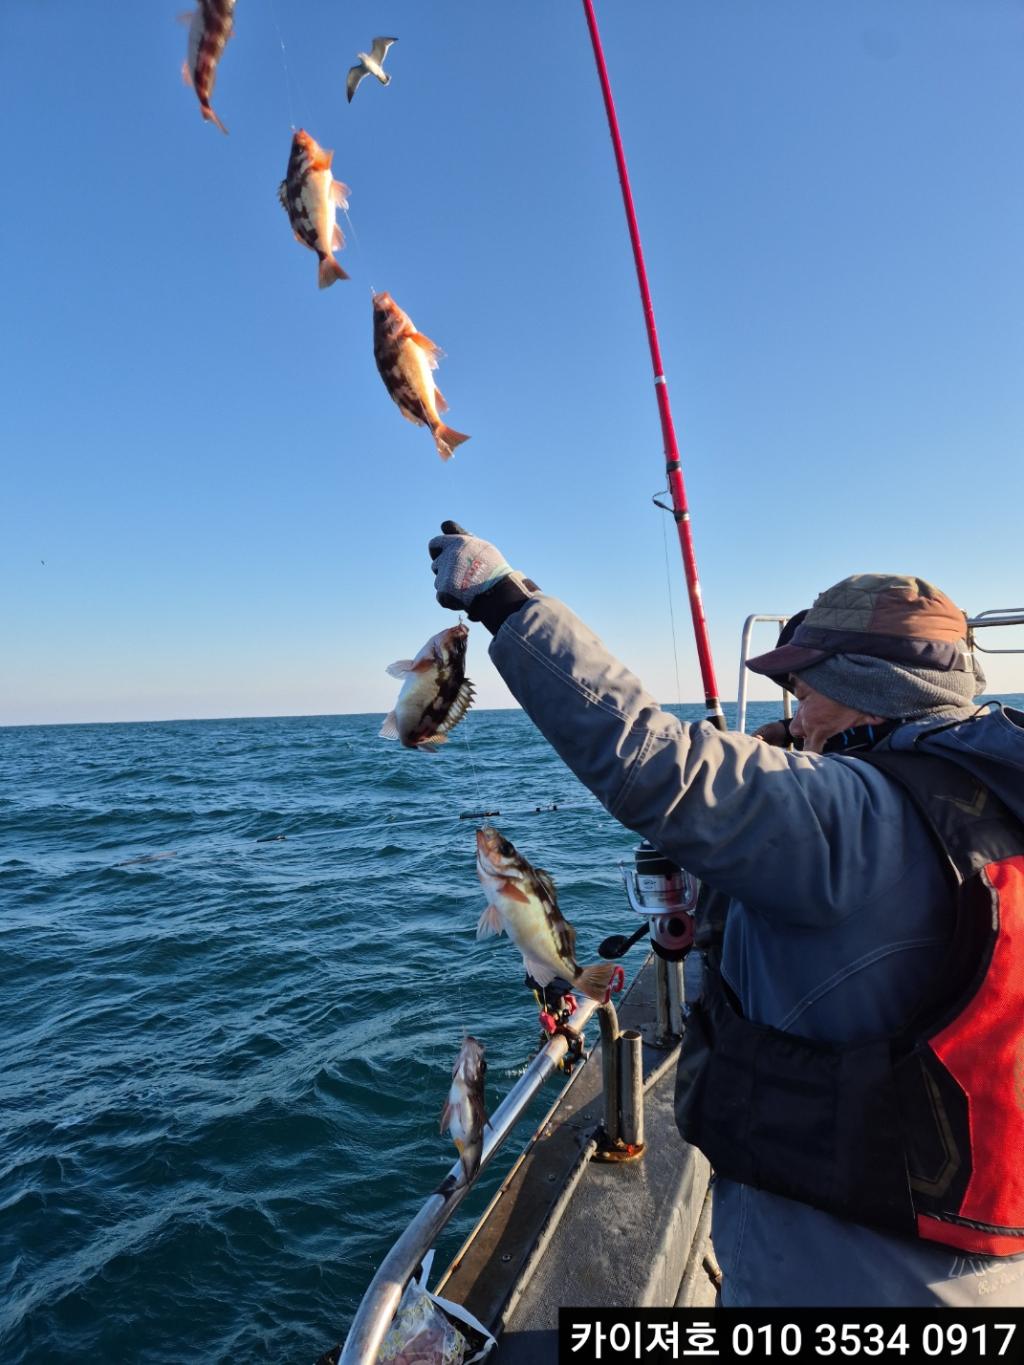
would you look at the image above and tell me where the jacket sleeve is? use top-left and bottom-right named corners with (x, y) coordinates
top-left (489, 595), bottom-right (940, 926)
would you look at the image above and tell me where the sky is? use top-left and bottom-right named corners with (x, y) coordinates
top-left (2, 0), bottom-right (1023, 726)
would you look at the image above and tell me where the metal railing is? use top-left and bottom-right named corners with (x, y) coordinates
top-left (337, 994), bottom-right (601, 1365)
top-left (968, 609), bottom-right (1024, 655)
top-left (736, 614), bottom-right (792, 734)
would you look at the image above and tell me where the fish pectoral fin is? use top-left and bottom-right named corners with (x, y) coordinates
top-left (181, 59), bottom-right (194, 87)
top-left (416, 734), bottom-right (448, 748)
top-left (379, 711), bottom-right (400, 741)
top-left (331, 180), bottom-right (350, 208)
top-left (476, 904), bottom-right (505, 940)
top-left (408, 332), bottom-right (443, 365)
top-left (385, 660), bottom-right (416, 678)
top-left (523, 957), bottom-right (557, 988)
top-left (439, 1100), bottom-right (451, 1134)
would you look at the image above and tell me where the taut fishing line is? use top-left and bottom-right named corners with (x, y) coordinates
top-left (268, 0), bottom-right (298, 131)
top-left (660, 503), bottom-right (684, 706)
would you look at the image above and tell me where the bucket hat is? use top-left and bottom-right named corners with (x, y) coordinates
top-left (746, 574), bottom-right (972, 680)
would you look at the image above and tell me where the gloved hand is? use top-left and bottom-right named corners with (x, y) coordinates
top-left (429, 521), bottom-right (538, 627)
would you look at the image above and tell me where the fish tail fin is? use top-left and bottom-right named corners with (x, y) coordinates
top-left (574, 962), bottom-right (617, 1003)
top-left (433, 425), bottom-right (470, 462)
top-left (319, 255), bottom-right (350, 288)
top-left (202, 104), bottom-right (229, 134)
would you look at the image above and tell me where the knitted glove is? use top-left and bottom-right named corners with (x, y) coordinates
top-left (428, 521), bottom-right (538, 630)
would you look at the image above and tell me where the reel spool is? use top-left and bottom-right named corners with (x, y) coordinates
top-left (620, 840), bottom-right (699, 960)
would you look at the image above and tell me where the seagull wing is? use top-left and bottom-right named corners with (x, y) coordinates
top-left (369, 36), bottom-right (397, 65)
top-left (346, 62), bottom-right (367, 102)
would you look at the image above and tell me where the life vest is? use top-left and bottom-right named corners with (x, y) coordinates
top-left (675, 749), bottom-right (1024, 1256)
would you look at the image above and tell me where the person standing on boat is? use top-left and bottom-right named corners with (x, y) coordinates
top-left (428, 522), bottom-right (1024, 1308)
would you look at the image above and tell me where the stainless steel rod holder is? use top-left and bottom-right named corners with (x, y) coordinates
top-left (599, 1001), bottom-right (620, 1142)
top-left (655, 953), bottom-right (670, 1040)
top-left (667, 958), bottom-right (685, 1036)
top-left (619, 1030), bottom-right (644, 1149)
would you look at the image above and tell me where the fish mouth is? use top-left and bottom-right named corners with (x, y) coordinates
top-left (475, 827), bottom-right (522, 881)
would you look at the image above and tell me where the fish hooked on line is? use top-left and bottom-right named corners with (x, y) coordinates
top-left (372, 292), bottom-right (470, 461)
top-left (380, 624), bottom-right (475, 749)
top-left (439, 1034), bottom-right (489, 1185)
top-left (475, 828), bottom-right (616, 1003)
top-left (278, 130), bottom-right (350, 289)
top-left (181, 0), bottom-right (236, 134)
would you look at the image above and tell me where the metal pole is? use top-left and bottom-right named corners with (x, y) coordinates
top-left (599, 1001), bottom-right (621, 1142)
top-left (581, 0), bottom-right (725, 730)
top-left (619, 1030), bottom-right (645, 1149)
top-left (655, 953), bottom-right (671, 1041)
top-left (667, 958), bottom-right (685, 1036)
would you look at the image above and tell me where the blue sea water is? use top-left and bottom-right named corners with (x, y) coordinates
top-left (2, 699), bottom-right (1018, 1362)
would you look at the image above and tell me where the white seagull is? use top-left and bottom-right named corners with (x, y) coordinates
top-left (346, 37), bottom-right (398, 103)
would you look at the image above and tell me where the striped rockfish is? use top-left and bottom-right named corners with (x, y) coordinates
top-left (475, 828), bottom-right (616, 1003)
top-left (379, 624), bottom-right (474, 750)
top-left (278, 130), bottom-right (350, 289)
top-left (182, 0), bottom-right (236, 134)
top-left (372, 292), bottom-right (470, 461)
top-left (440, 1035), bottom-right (488, 1185)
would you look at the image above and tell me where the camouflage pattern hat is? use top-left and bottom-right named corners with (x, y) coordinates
top-left (746, 574), bottom-right (972, 679)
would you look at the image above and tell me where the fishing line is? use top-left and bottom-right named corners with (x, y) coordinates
top-left (660, 502), bottom-right (684, 706)
top-left (457, 720), bottom-right (487, 809)
top-left (268, 0), bottom-right (298, 131)
top-left (334, 205), bottom-right (379, 299)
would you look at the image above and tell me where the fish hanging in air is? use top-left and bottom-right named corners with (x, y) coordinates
top-left (372, 292), bottom-right (470, 461)
top-left (475, 828), bottom-right (616, 1003)
top-left (380, 624), bottom-right (475, 749)
top-left (440, 1035), bottom-right (489, 1185)
top-left (346, 37), bottom-right (397, 103)
top-left (181, 0), bottom-right (236, 134)
top-left (278, 130), bottom-right (351, 289)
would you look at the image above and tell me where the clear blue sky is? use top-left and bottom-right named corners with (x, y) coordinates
top-left (2, 1), bottom-right (1022, 725)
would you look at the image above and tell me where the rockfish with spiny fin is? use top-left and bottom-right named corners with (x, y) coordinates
top-left (440, 1035), bottom-right (488, 1184)
top-left (278, 130), bottom-right (350, 289)
top-left (475, 828), bottom-right (616, 1003)
top-left (182, 0), bottom-right (236, 134)
top-left (380, 624), bottom-right (474, 749)
top-left (372, 292), bottom-right (470, 461)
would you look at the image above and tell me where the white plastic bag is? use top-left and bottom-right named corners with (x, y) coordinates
top-left (377, 1250), bottom-right (497, 1365)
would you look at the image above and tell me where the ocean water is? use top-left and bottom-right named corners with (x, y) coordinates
top-left (3, 699), bottom-right (1016, 1362)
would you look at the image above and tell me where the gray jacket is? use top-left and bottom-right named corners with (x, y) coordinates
top-left (490, 594), bottom-right (1024, 1307)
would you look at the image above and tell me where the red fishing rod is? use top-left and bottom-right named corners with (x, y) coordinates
top-left (581, 0), bottom-right (726, 730)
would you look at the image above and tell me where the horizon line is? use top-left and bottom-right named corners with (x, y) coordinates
top-left (4, 693), bottom-right (1021, 732)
